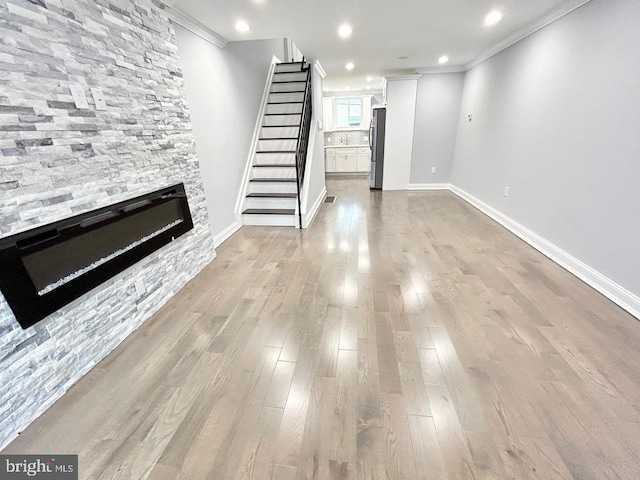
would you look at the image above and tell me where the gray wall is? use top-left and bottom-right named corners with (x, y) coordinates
top-left (0, 0), bottom-right (215, 449)
top-left (451, 0), bottom-right (640, 296)
top-left (410, 73), bottom-right (464, 185)
top-left (174, 27), bottom-right (285, 242)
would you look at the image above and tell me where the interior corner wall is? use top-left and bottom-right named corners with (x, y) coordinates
top-left (0, 0), bottom-right (215, 449)
top-left (173, 26), bottom-right (286, 242)
top-left (451, 0), bottom-right (640, 298)
top-left (410, 73), bottom-right (465, 185)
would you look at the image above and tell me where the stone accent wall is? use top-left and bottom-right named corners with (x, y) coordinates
top-left (0, 0), bottom-right (215, 448)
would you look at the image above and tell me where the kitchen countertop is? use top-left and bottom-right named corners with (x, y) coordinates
top-left (324, 144), bottom-right (370, 149)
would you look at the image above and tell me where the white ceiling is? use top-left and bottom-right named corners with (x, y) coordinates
top-left (173, 0), bottom-right (589, 92)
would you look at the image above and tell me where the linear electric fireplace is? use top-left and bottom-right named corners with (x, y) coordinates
top-left (0, 183), bottom-right (194, 329)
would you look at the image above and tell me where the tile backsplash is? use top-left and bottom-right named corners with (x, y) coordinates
top-left (324, 130), bottom-right (369, 146)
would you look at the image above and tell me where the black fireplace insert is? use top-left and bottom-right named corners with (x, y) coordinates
top-left (0, 183), bottom-right (194, 329)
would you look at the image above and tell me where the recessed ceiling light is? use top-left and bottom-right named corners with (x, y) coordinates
top-left (345, 62), bottom-right (355, 71)
top-left (366, 76), bottom-right (373, 82)
top-left (484, 10), bottom-right (503, 26)
top-left (338, 23), bottom-right (353, 39)
top-left (438, 55), bottom-right (449, 64)
top-left (235, 20), bottom-right (250, 32)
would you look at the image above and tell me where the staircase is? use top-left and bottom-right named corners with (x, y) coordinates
top-left (242, 60), bottom-right (313, 228)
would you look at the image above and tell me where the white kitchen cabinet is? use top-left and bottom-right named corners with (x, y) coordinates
top-left (326, 147), bottom-right (369, 173)
top-left (325, 147), bottom-right (336, 172)
top-left (357, 148), bottom-right (370, 172)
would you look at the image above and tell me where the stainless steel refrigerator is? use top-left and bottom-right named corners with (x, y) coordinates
top-left (369, 107), bottom-right (386, 189)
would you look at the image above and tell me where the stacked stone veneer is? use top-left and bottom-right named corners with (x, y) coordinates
top-left (0, 0), bottom-right (215, 448)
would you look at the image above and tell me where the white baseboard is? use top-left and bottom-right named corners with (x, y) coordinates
top-left (302, 186), bottom-right (327, 229)
top-left (213, 221), bottom-right (242, 248)
top-left (408, 183), bottom-right (451, 191)
top-left (448, 185), bottom-right (640, 320)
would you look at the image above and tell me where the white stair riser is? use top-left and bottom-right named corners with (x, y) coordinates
top-left (253, 167), bottom-right (296, 179)
top-left (271, 83), bottom-right (306, 93)
top-left (258, 139), bottom-right (297, 151)
top-left (245, 197), bottom-right (297, 210)
top-left (269, 92), bottom-right (304, 103)
top-left (275, 64), bottom-right (306, 73)
top-left (264, 114), bottom-right (301, 126)
top-left (273, 72), bottom-right (307, 82)
top-left (249, 182), bottom-right (297, 194)
top-left (266, 103), bottom-right (303, 115)
top-left (242, 214), bottom-right (297, 227)
top-left (255, 152), bottom-right (296, 164)
top-left (261, 126), bottom-right (299, 139)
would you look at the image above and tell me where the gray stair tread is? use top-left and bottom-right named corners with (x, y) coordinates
top-left (243, 208), bottom-right (295, 215)
top-left (247, 193), bottom-right (297, 198)
top-left (259, 137), bottom-right (298, 140)
top-left (253, 164), bottom-right (296, 167)
top-left (256, 150), bottom-right (296, 154)
top-left (250, 178), bottom-right (296, 182)
top-left (256, 150), bottom-right (296, 155)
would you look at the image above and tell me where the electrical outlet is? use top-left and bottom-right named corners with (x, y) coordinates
top-left (468, 112), bottom-right (473, 122)
top-left (504, 187), bottom-right (510, 197)
top-left (135, 279), bottom-right (146, 297)
top-left (431, 167), bottom-right (437, 174)
top-left (90, 88), bottom-right (107, 111)
top-left (69, 84), bottom-right (89, 109)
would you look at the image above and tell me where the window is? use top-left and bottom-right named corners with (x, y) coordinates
top-left (335, 98), bottom-right (362, 128)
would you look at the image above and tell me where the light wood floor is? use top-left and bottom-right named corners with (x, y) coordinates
top-left (4, 177), bottom-right (640, 479)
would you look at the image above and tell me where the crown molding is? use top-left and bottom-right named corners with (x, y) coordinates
top-left (385, 74), bottom-right (421, 82)
top-left (415, 65), bottom-right (466, 75)
top-left (314, 60), bottom-right (327, 79)
top-left (165, 5), bottom-right (228, 48)
top-left (466, 0), bottom-right (593, 70)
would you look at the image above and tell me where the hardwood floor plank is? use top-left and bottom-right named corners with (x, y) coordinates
top-left (427, 384), bottom-right (479, 480)
top-left (379, 393), bottom-right (419, 479)
top-left (407, 415), bottom-right (447, 480)
top-left (272, 349), bottom-right (319, 467)
top-left (331, 349), bottom-right (358, 464)
top-left (356, 337), bottom-right (382, 429)
top-left (375, 312), bottom-right (403, 395)
top-left (398, 362), bottom-right (431, 417)
top-left (264, 360), bottom-right (296, 409)
top-left (340, 307), bottom-right (358, 351)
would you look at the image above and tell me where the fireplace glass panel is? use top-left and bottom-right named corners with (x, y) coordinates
top-left (21, 200), bottom-right (183, 295)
